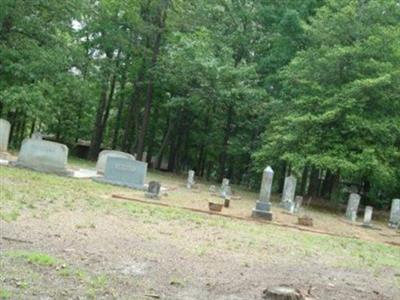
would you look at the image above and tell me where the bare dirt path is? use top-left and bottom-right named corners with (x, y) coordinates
top-left (1, 210), bottom-right (399, 300)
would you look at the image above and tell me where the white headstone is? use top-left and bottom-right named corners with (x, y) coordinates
top-left (0, 119), bottom-right (11, 152)
top-left (96, 150), bottom-right (135, 174)
top-left (220, 178), bottom-right (230, 198)
top-left (363, 206), bottom-right (373, 227)
top-left (15, 138), bottom-right (70, 175)
top-left (252, 166), bottom-right (274, 220)
top-left (389, 199), bottom-right (400, 228)
top-left (345, 193), bottom-right (361, 221)
top-left (294, 196), bottom-right (303, 213)
top-left (187, 170), bottom-right (195, 189)
top-left (281, 175), bottom-right (297, 211)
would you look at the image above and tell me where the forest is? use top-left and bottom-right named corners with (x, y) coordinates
top-left (1, 0), bottom-right (399, 208)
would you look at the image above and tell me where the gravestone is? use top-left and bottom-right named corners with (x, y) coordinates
top-left (100, 156), bottom-right (147, 189)
top-left (252, 166), bottom-right (274, 220)
top-left (145, 181), bottom-right (161, 199)
top-left (363, 206), bottom-right (373, 227)
top-left (187, 170), bottom-right (195, 189)
top-left (389, 199), bottom-right (400, 228)
top-left (209, 185), bottom-right (216, 193)
top-left (142, 151), bottom-right (147, 162)
top-left (220, 178), bottom-right (231, 198)
top-left (294, 196), bottom-right (303, 213)
top-left (15, 138), bottom-right (71, 175)
top-left (281, 175), bottom-right (297, 211)
top-left (0, 119), bottom-right (11, 152)
top-left (96, 150), bottom-right (135, 174)
top-left (345, 193), bottom-right (361, 221)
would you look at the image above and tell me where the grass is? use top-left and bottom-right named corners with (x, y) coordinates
top-left (1, 164), bottom-right (400, 274)
top-left (0, 289), bottom-right (11, 300)
top-left (7, 251), bottom-right (58, 266)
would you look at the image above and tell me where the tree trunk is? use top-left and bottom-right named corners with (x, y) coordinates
top-left (156, 117), bottom-right (173, 169)
top-left (111, 73), bottom-right (127, 149)
top-left (136, 8), bottom-right (168, 161)
top-left (88, 79), bottom-right (110, 160)
top-left (300, 165), bottom-right (309, 196)
top-left (218, 105), bottom-right (234, 181)
top-left (307, 166), bottom-right (320, 198)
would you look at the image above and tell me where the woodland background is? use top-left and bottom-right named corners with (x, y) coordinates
top-left (1, 0), bottom-right (399, 208)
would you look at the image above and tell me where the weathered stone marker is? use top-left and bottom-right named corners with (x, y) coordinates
top-left (0, 119), bottom-right (11, 152)
top-left (293, 196), bottom-right (303, 213)
top-left (15, 138), bottom-right (71, 175)
top-left (187, 170), bottom-right (195, 189)
top-left (100, 156), bottom-right (147, 190)
top-left (345, 193), bottom-right (361, 221)
top-left (363, 206), bottom-right (373, 227)
top-left (389, 199), bottom-right (400, 228)
top-left (145, 181), bottom-right (161, 199)
top-left (220, 178), bottom-right (231, 198)
top-left (252, 166), bottom-right (274, 220)
top-left (96, 150), bottom-right (135, 174)
top-left (281, 175), bottom-right (297, 211)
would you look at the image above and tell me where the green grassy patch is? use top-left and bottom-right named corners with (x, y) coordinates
top-left (7, 251), bottom-right (58, 266)
top-left (0, 289), bottom-right (11, 300)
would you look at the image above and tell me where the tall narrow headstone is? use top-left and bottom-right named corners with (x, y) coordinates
top-left (187, 170), bottom-right (195, 189)
top-left (345, 193), bottom-right (361, 221)
top-left (294, 196), bottom-right (303, 213)
top-left (0, 119), bottom-right (11, 152)
top-left (389, 199), bottom-right (400, 228)
top-left (281, 175), bottom-right (297, 211)
top-left (220, 178), bottom-right (230, 198)
top-left (252, 166), bottom-right (274, 220)
top-left (363, 206), bottom-right (373, 227)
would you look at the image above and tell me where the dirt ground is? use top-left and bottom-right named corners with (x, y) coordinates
top-left (1, 162), bottom-right (400, 299)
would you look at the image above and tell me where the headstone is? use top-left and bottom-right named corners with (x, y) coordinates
top-left (252, 166), bottom-right (274, 220)
top-left (31, 132), bottom-right (43, 140)
top-left (294, 196), bottom-right (303, 213)
top-left (0, 119), bottom-right (11, 152)
top-left (15, 138), bottom-right (71, 175)
top-left (209, 185), bottom-right (216, 193)
top-left (363, 206), bottom-right (373, 227)
top-left (389, 199), bottom-right (400, 228)
top-left (220, 178), bottom-right (230, 198)
top-left (96, 150), bottom-right (135, 174)
top-left (187, 170), bottom-right (195, 189)
top-left (145, 181), bottom-right (161, 199)
top-left (100, 156), bottom-right (147, 189)
top-left (345, 193), bottom-right (361, 221)
top-left (281, 175), bottom-right (297, 211)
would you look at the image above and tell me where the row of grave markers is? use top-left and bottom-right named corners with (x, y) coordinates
top-left (1, 117), bottom-right (400, 228)
top-left (187, 166), bottom-right (400, 229)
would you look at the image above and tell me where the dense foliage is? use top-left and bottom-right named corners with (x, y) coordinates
top-left (1, 0), bottom-right (399, 207)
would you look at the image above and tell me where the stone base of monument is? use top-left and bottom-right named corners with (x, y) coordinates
top-left (145, 192), bottom-right (160, 200)
top-left (388, 222), bottom-right (399, 229)
top-left (252, 200), bottom-right (273, 220)
top-left (262, 286), bottom-right (305, 300)
top-left (92, 177), bottom-right (146, 191)
top-left (252, 209), bottom-right (273, 220)
top-left (11, 161), bottom-right (74, 177)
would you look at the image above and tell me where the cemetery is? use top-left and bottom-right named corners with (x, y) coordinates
top-left (1, 0), bottom-right (400, 299)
